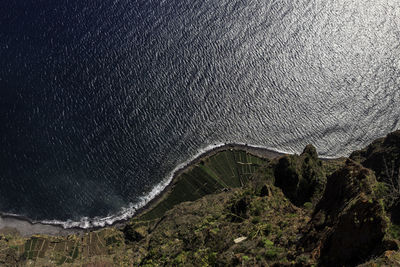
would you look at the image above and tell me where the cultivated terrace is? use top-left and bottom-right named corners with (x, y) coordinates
top-left (1, 131), bottom-right (400, 266)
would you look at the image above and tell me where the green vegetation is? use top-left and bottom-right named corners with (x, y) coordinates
top-left (273, 144), bottom-right (327, 206)
top-left (350, 131), bottom-right (400, 225)
top-left (140, 149), bottom-right (266, 220)
top-left (388, 224), bottom-right (400, 239)
top-left (1, 131), bottom-right (400, 266)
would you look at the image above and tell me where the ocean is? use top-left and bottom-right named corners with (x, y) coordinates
top-left (0, 0), bottom-right (399, 228)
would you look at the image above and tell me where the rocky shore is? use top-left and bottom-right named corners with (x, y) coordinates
top-left (1, 131), bottom-right (400, 266)
top-left (0, 143), bottom-right (285, 237)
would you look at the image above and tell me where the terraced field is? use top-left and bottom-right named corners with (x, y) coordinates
top-left (139, 149), bottom-right (267, 220)
top-left (1, 134), bottom-right (399, 266)
top-left (0, 149), bottom-right (267, 266)
top-left (0, 228), bottom-right (128, 266)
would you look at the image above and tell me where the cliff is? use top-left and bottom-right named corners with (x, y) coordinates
top-left (1, 131), bottom-right (400, 266)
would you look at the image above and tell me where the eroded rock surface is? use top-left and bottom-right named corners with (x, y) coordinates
top-left (299, 160), bottom-right (389, 266)
top-left (274, 144), bottom-right (326, 206)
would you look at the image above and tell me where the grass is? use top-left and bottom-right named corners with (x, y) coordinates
top-left (0, 228), bottom-right (128, 266)
top-left (262, 238), bottom-right (281, 260)
top-left (388, 224), bottom-right (400, 239)
top-left (140, 150), bottom-right (266, 220)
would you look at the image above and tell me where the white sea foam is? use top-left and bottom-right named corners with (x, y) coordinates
top-left (2, 143), bottom-right (335, 229)
top-left (233, 142), bottom-right (338, 160)
top-left (38, 143), bottom-right (227, 229)
top-left (2, 0), bottom-right (400, 231)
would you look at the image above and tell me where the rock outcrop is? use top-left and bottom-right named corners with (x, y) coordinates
top-left (299, 160), bottom-right (389, 266)
top-left (350, 130), bottom-right (400, 223)
top-left (2, 133), bottom-right (400, 266)
top-left (274, 144), bottom-right (326, 206)
top-left (350, 130), bottom-right (400, 182)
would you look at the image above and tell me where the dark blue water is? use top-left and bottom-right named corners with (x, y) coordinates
top-left (1, 0), bottom-right (399, 227)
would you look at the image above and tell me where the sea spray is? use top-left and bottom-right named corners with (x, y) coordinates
top-left (37, 143), bottom-right (227, 229)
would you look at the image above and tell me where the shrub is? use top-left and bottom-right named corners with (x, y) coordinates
top-left (303, 202), bottom-right (313, 210)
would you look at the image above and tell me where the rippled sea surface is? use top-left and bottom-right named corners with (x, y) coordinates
top-left (1, 0), bottom-right (399, 227)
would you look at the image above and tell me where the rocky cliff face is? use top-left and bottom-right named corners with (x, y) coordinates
top-left (350, 131), bottom-right (400, 179)
top-left (351, 130), bottom-right (400, 223)
top-left (1, 132), bottom-right (400, 266)
top-left (299, 160), bottom-right (389, 266)
top-left (274, 144), bottom-right (326, 206)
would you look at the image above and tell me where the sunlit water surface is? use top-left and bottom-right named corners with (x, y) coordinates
top-left (0, 0), bottom-right (399, 227)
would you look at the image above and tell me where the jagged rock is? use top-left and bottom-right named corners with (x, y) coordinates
top-left (350, 130), bottom-right (400, 181)
top-left (3, 136), bottom-right (400, 266)
top-left (350, 130), bottom-right (400, 222)
top-left (274, 145), bottom-right (326, 206)
top-left (303, 144), bottom-right (318, 159)
top-left (298, 160), bottom-right (388, 266)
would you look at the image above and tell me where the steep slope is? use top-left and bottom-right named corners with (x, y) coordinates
top-left (140, 149), bottom-right (266, 220)
top-left (350, 130), bottom-right (400, 223)
top-left (1, 133), bottom-right (400, 266)
top-left (298, 160), bottom-right (390, 266)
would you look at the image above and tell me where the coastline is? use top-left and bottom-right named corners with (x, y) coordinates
top-left (130, 143), bottom-right (286, 221)
top-left (0, 143), bottom-right (287, 237)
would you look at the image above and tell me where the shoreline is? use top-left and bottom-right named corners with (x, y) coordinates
top-left (130, 143), bottom-right (287, 221)
top-left (0, 143), bottom-right (288, 237)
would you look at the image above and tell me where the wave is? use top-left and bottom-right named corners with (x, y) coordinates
top-left (28, 143), bottom-right (226, 229)
top-left (1, 142), bottom-right (331, 229)
top-left (232, 142), bottom-right (339, 160)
